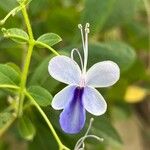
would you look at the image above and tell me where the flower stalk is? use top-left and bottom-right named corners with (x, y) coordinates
top-left (18, 3), bottom-right (35, 117)
top-left (14, 2), bottom-right (70, 149)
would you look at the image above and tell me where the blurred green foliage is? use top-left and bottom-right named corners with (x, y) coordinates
top-left (0, 0), bottom-right (149, 150)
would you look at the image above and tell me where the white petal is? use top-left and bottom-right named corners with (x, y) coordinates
top-left (48, 56), bottom-right (81, 85)
top-left (83, 86), bottom-right (107, 116)
top-left (86, 61), bottom-right (120, 87)
top-left (51, 85), bottom-right (76, 110)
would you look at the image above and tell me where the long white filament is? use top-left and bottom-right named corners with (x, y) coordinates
top-left (84, 23), bottom-right (90, 73)
top-left (78, 24), bottom-right (85, 51)
top-left (71, 48), bottom-right (84, 70)
top-left (78, 23), bottom-right (90, 74)
top-left (74, 118), bottom-right (104, 150)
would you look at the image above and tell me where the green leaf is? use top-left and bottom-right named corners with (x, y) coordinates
top-left (89, 116), bottom-right (122, 146)
top-left (122, 21), bottom-right (149, 50)
top-left (29, 117), bottom-right (58, 150)
top-left (87, 42), bottom-right (136, 72)
top-left (0, 108), bottom-right (16, 137)
top-left (0, 112), bottom-right (13, 128)
top-left (82, 0), bottom-right (139, 33)
top-left (0, 64), bottom-right (20, 85)
top-left (36, 33), bottom-right (62, 47)
top-left (18, 115), bottom-right (36, 141)
top-left (0, 0), bottom-right (17, 11)
top-left (123, 60), bottom-right (147, 82)
top-left (103, 0), bottom-right (139, 30)
top-left (2, 28), bottom-right (29, 44)
top-left (82, 0), bottom-right (117, 33)
top-left (28, 86), bottom-right (53, 106)
top-left (29, 56), bottom-right (52, 85)
top-left (6, 62), bottom-right (21, 76)
top-left (29, 55), bottom-right (60, 93)
top-left (29, 51), bottom-right (68, 92)
top-left (30, 0), bottom-right (49, 15)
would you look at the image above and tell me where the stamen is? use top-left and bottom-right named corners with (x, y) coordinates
top-left (78, 24), bottom-right (85, 50)
top-left (85, 23), bottom-right (90, 29)
top-left (77, 23), bottom-right (90, 74)
top-left (83, 23), bottom-right (90, 73)
top-left (74, 118), bottom-right (104, 150)
top-left (78, 24), bottom-right (83, 29)
top-left (85, 23), bottom-right (90, 33)
top-left (85, 117), bottom-right (94, 135)
top-left (71, 48), bottom-right (84, 70)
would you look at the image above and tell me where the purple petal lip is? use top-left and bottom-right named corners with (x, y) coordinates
top-left (59, 87), bottom-right (86, 134)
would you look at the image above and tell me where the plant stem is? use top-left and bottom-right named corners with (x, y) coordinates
top-left (0, 6), bottom-right (20, 25)
top-left (16, 2), bottom-right (68, 149)
top-left (25, 91), bottom-right (70, 150)
top-left (35, 41), bottom-right (60, 56)
top-left (0, 84), bottom-right (19, 90)
top-left (0, 113), bottom-right (16, 137)
top-left (18, 3), bottom-right (35, 117)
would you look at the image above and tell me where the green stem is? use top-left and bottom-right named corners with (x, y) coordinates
top-left (18, 4), bottom-right (34, 117)
top-left (0, 92), bottom-right (18, 137)
top-left (35, 41), bottom-right (60, 56)
top-left (0, 84), bottom-right (19, 90)
top-left (0, 114), bottom-right (16, 137)
top-left (15, 2), bottom-right (68, 149)
top-left (25, 91), bottom-right (70, 150)
top-left (0, 6), bottom-right (20, 25)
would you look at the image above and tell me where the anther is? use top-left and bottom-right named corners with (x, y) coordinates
top-left (0, 20), bottom-right (5, 25)
top-left (85, 23), bottom-right (90, 28)
top-left (90, 118), bottom-right (94, 123)
top-left (78, 24), bottom-right (83, 29)
top-left (85, 23), bottom-right (90, 33)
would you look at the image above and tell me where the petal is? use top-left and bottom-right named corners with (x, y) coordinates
top-left (83, 86), bottom-right (107, 116)
top-left (48, 55), bottom-right (81, 85)
top-left (51, 85), bottom-right (76, 110)
top-left (59, 87), bottom-right (86, 134)
top-left (86, 61), bottom-right (120, 87)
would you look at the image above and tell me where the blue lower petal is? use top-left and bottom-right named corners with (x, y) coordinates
top-left (59, 87), bottom-right (86, 134)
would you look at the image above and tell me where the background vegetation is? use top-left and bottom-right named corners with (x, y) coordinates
top-left (0, 0), bottom-right (149, 150)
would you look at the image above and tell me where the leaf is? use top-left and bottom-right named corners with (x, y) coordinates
top-left (82, 0), bottom-right (116, 33)
top-left (0, 112), bottom-right (13, 128)
top-left (103, 0), bottom-right (139, 30)
top-left (30, 0), bottom-right (49, 15)
top-left (6, 62), bottom-right (21, 75)
top-left (29, 118), bottom-right (58, 150)
top-left (107, 79), bottom-right (128, 101)
top-left (2, 28), bottom-right (29, 44)
top-left (89, 116), bottom-right (122, 146)
top-left (87, 42), bottom-right (136, 72)
top-left (122, 21), bottom-right (149, 50)
top-left (18, 115), bottom-right (36, 141)
top-left (122, 60), bottom-right (147, 82)
top-left (0, 0), bottom-right (17, 11)
top-left (27, 86), bottom-right (53, 107)
top-left (29, 55), bottom-right (60, 93)
top-left (0, 108), bottom-right (16, 137)
top-left (36, 33), bottom-right (62, 48)
top-left (82, 0), bottom-right (139, 33)
top-left (0, 64), bottom-right (20, 85)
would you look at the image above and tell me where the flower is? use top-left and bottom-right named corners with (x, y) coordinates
top-left (48, 23), bottom-right (120, 134)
